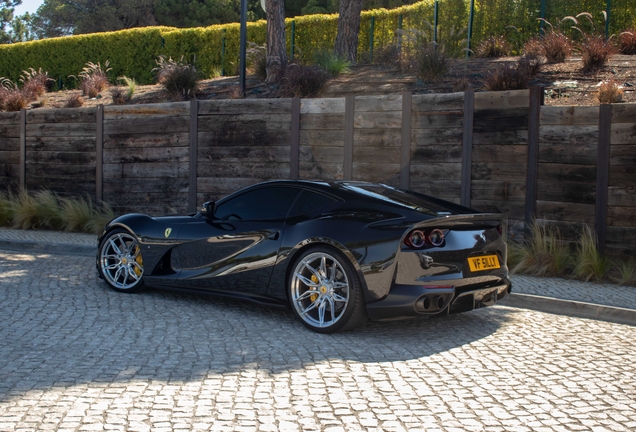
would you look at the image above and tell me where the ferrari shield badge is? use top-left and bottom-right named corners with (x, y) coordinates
top-left (164, 228), bottom-right (172, 238)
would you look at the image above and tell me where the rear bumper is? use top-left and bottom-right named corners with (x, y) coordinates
top-left (366, 281), bottom-right (511, 321)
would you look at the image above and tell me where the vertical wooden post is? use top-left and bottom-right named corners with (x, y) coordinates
top-left (188, 99), bottom-right (199, 212)
top-left (596, 104), bottom-right (612, 253)
top-left (400, 91), bottom-right (412, 189)
top-left (19, 109), bottom-right (26, 189)
top-left (461, 89), bottom-right (475, 207)
top-left (96, 105), bottom-right (104, 202)
top-left (524, 86), bottom-right (542, 234)
top-left (290, 97), bottom-right (300, 180)
top-left (343, 95), bottom-right (355, 181)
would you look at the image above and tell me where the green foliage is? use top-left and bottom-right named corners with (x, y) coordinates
top-left (612, 259), bottom-right (636, 286)
top-left (72, 60), bottom-right (111, 98)
top-left (0, 189), bottom-right (14, 226)
top-left (246, 42), bottom-right (267, 79)
top-left (0, 0), bottom-right (20, 44)
top-left (475, 35), bottom-right (510, 58)
top-left (154, 0), bottom-right (240, 28)
top-left (313, 50), bottom-right (351, 76)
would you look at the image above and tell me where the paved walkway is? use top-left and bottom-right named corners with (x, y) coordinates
top-left (1, 227), bottom-right (635, 326)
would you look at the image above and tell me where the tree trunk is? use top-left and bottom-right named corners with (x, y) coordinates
top-left (334, 0), bottom-right (364, 63)
top-left (265, 0), bottom-right (287, 84)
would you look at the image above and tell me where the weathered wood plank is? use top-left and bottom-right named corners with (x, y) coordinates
top-left (25, 123), bottom-right (96, 137)
top-left (607, 206), bottom-right (636, 227)
top-left (0, 111), bottom-right (20, 124)
top-left (300, 113), bottom-right (345, 130)
top-left (199, 117), bottom-right (291, 133)
top-left (198, 129), bottom-right (291, 147)
top-left (473, 113), bottom-right (528, 132)
top-left (411, 112), bottom-right (463, 129)
top-left (351, 145), bottom-right (400, 163)
top-left (540, 106), bottom-right (599, 125)
top-left (412, 92), bottom-right (464, 112)
top-left (610, 123), bottom-right (636, 145)
top-left (608, 186), bottom-right (636, 207)
top-left (409, 179), bottom-right (461, 198)
top-left (539, 125), bottom-right (598, 147)
top-left (199, 145), bottom-right (290, 163)
top-left (104, 102), bottom-right (189, 117)
top-left (539, 142), bottom-right (597, 164)
top-left (472, 145), bottom-right (527, 163)
top-left (104, 132), bottom-right (189, 149)
top-left (104, 177), bottom-right (189, 194)
top-left (474, 107), bottom-right (528, 119)
top-left (0, 124), bottom-right (20, 138)
top-left (471, 180), bottom-right (526, 201)
top-left (197, 177), bottom-right (262, 195)
top-left (609, 167), bottom-right (636, 188)
top-left (103, 162), bottom-right (189, 177)
top-left (25, 164), bottom-right (96, 176)
top-left (611, 104), bottom-right (636, 124)
top-left (299, 161), bottom-right (344, 179)
top-left (352, 162), bottom-right (400, 180)
top-left (26, 151), bottom-right (95, 165)
top-left (27, 137), bottom-right (96, 152)
top-left (299, 130), bottom-right (345, 147)
top-left (300, 145), bottom-right (344, 164)
top-left (104, 115), bottom-right (189, 134)
top-left (536, 180), bottom-right (596, 204)
top-left (411, 128), bottom-right (463, 145)
top-left (354, 111), bottom-right (402, 129)
top-left (472, 129), bottom-right (527, 145)
top-left (354, 94), bottom-right (402, 112)
top-left (410, 162), bottom-right (462, 179)
top-left (198, 98), bottom-right (292, 115)
top-left (300, 98), bottom-right (345, 114)
top-left (0, 137), bottom-right (19, 151)
top-left (606, 226), bottom-right (636, 254)
top-left (104, 146), bottom-right (189, 164)
top-left (474, 89), bottom-right (529, 110)
top-left (538, 163), bottom-right (597, 183)
top-left (354, 128), bottom-right (401, 147)
top-left (26, 177), bottom-right (95, 190)
top-left (197, 162), bottom-right (290, 179)
top-left (472, 163), bottom-right (528, 181)
top-left (410, 143), bottom-right (462, 163)
top-left (470, 200), bottom-right (525, 219)
top-left (535, 201), bottom-right (595, 223)
top-left (27, 107), bottom-right (97, 123)
top-left (0, 151), bottom-right (19, 164)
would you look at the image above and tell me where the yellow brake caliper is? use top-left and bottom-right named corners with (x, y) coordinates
top-left (134, 246), bottom-right (143, 277)
top-left (310, 274), bottom-right (319, 302)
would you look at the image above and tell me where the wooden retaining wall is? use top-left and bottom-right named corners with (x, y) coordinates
top-left (4, 90), bottom-right (636, 254)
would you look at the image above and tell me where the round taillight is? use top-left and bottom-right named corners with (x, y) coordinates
top-left (428, 229), bottom-right (445, 247)
top-left (406, 230), bottom-right (426, 248)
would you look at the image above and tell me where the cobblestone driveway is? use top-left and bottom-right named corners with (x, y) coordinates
top-left (1, 251), bottom-right (635, 431)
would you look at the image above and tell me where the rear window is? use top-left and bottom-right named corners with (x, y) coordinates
top-left (344, 184), bottom-right (457, 216)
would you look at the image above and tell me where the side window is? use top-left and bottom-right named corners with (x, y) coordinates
top-left (214, 187), bottom-right (300, 221)
top-left (288, 190), bottom-right (338, 217)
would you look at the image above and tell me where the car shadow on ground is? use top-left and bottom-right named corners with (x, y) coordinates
top-left (0, 253), bottom-right (516, 402)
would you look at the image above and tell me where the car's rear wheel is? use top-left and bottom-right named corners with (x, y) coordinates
top-left (98, 229), bottom-right (145, 293)
top-left (289, 246), bottom-right (367, 333)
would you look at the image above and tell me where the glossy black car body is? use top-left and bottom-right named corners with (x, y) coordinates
top-left (97, 180), bottom-right (511, 332)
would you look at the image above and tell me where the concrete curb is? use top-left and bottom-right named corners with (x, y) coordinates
top-left (502, 293), bottom-right (636, 327)
top-left (0, 240), bottom-right (96, 257)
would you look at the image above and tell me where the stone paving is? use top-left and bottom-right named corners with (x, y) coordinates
top-left (1, 250), bottom-right (636, 431)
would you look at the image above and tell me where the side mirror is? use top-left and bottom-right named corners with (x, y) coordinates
top-left (201, 201), bottom-right (215, 219)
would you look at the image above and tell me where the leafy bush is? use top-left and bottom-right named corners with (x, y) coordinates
top-left (598, 79), bottom-right (623, 104)
top-left (1, 84), bottom-right (29, 112)
top-left (313, 50), bottom-right (351, 77)
top-left (279, 64), bottom-right (329, 97)
top-left (541, 31), bottom-right (572, 62)
top-left (475, 35), bottom-right (510, 58)
top-left (580, 35), bottom-right (616, 71)
top-left (618, 30), bottom-right (636, 55)
top-left (481, 56), bottom-right (540, 91)
top-left (20, 67), bottom-right (52, 100)
top-left (153, 55), bottom-right (199, 100)
top-left (413, 43), bottom-right (449, 83)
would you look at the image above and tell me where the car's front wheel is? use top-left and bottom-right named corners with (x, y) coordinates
top-left (289, 246), bottom-right (367, 333)
top-left (98, 229), bottom-right (145, 293)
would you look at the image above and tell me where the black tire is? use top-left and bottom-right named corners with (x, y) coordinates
top-left (288, 246), bottom-right (367, 333)
top-left (98, 228), bottom-right (146, 293)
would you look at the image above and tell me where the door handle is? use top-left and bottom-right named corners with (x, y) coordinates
top-left (268, 231), bottom-right (280, 240)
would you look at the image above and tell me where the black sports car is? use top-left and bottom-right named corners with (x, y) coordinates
top-left (97, 180), bottom-right (511, 333)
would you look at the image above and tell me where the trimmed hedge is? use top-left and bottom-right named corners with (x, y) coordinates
top-left (0, 0), bottom-right (634, 86)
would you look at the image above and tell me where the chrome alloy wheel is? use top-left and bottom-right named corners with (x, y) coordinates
top-left (100, 232), bottom-right (144, 290)
top-left (290, 252), bottom-right (350, 329)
